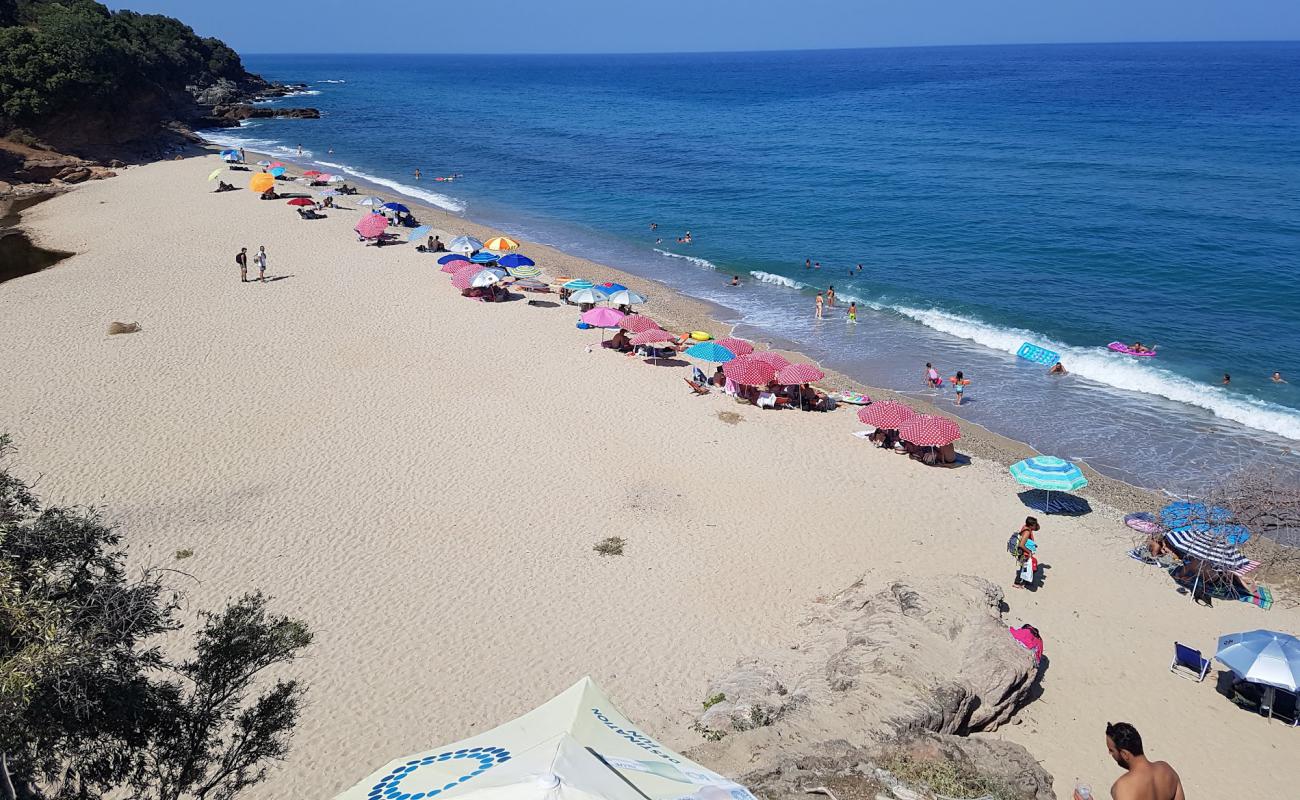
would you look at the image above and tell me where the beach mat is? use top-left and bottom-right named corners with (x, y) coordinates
top-left (1240, 585), bottom-right (1273, 610)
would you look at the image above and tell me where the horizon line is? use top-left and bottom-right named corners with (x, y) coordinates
top-left (240, 37), bottom-right (1300, 58)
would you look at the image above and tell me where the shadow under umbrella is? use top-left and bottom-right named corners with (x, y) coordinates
top-left (1018, 489), bottom-right (1092, 516)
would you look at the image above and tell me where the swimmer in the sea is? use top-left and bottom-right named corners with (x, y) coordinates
top-left (1049, 362), bottom-right (1067, 375)
top-left (1274, 371), bottom-right (1287, 383)
top-left (1222, 373), bottom-right (1230, 385)
top-left (729, 275), bottom-right (740, 287)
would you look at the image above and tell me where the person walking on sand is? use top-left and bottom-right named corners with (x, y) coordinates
top-left (815, 292), bottom-right (824, 319)
top-left (236, 247), bottom-right (248, 283)
top-left (1073, 722), bottom-right (1184, 800)
top-left (1012, 516), bottom-right (1039, 589)
top-left (255, 246), bottom-right (268, 283)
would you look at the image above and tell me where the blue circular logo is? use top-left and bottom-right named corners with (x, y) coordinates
top-left (368, 747), bottom-right (512, 800)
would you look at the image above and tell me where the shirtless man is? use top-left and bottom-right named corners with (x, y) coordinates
top-left (1075, 722), bottom-right (1183, 800)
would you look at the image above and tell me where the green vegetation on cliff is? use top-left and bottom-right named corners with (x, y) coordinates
top-left (0, 0), bottom-right (256, 146)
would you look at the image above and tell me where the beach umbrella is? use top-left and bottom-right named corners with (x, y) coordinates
top-left (449, 235), bottom-right (484, 255)
top-left (563, 279), bottom-right (594, 290)
top-left (580, 307), bottom-right (625, 327)
top-left (1160, 502), bottom-right (1248, 544)
top-left (469, 251), bottom-right (499, 264)
top-left (270, 166), bottom-right (287, 177)
top-left (383, 202), bottom-right (409, 213)
top-left (630, 328), bottom-right (675, 346)
top-left (286, 197), bottom-right (315, 207)
top-left (1215, 631), bottom-right (1300, 693)
top-left (568, 287), bottom-right (610, 305)
top-left (450, 270), bottom-right (477, 290)
top-left (776, 363), bottom-right (824, 384)
top-left (682, 341), bottom-right (736, 363)
top-left (483, 236), bottom-right (519, 252)
top-left (256, 160), bottom-right (272, 167)
top-left (219, 148), bottom-right (238, 157)
top-left (723, 355), bottom-right (777, 386)
top-left (897, 415), bottom-right (961, 447)
top-left (597, 282), bottom-right (628, 294)
top-left (1163, 528), bottom-right (1251, 571)
top-left (358, 196), bottom-right (386, 207)
top-left (469, 269), bottom-right (501, 288)
top-left (207, 168), bottom-right (223, 182)
top-left (354, 214), bottom-right (388, 240)
top-left (857, 402), bottom-right (915, 429)
top-left (269, 161), bottom-right (284, 168)
top-left (715, 337), bottom-right (754, 356)
top-left (506, 266), bottom-right (542, 278)
top-left (497, 253), bottom-right (535, 268)
top-left (318, 188), bottom-right (341, 197)
top-left (249, 173), bottom-right (275, 193)
top-left (407, 225), bottom-right (433, 242)
top-left (751, 351), bottom-right (791, 370)
top-left (439, 261), bottom-right (470, 274)
top-left (302, 169), bottom-right (322, 177)
top-left (513, 278), bottom-right (549, 291)
top-left (1010, 456), bottom-right (1088, 492)
top-left (618, 315), bottom-right (659, 333)
top-left (438, 253), bottom-right (470, 265)
top-left (330, 677), bottom-right (755, 800)
top-left (607, 289), bottom-right (647, 306)
top-left (319, 174), bottom-right (342, 183)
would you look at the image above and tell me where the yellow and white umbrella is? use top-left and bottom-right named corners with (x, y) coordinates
top-left (207, 168), bottom-right (223, 181)
top-left (333, 677), bottom-right (754, 800)
top-left (482, 236), bottom-right (519, 253)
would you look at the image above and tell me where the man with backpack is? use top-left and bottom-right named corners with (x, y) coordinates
top-left (236, 247), bottom-right (248, 283)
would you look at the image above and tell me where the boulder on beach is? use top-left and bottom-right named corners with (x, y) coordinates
top-left (688, 574), bottom-right (1052, 800)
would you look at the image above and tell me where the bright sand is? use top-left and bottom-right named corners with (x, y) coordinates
top-left (2, 156), bottom-right (1297, 799)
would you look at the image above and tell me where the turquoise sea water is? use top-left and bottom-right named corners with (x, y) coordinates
top-left (207, 43), bottom-right (1300, 492)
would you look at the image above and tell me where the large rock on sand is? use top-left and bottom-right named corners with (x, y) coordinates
top-left (688, 575), bottom-right (1052, 800)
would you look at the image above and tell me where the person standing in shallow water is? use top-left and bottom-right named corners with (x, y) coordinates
top-left (1073, 722), bottom-right (1184, 800)
top-left (814, 292), bottom-right (824, 319)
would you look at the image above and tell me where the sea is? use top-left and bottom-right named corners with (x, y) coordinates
top-left (204, 43), bottom-right (1300, 495)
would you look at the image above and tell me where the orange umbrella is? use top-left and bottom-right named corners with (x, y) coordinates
top-left (249, 173), bottom-right (275, 193)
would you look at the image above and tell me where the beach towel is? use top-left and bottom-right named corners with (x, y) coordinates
top-left (1239, 585), bottom-right (1273, 610)
top-left (724, 377), bottom-right (738, 397)
top-left (852, 430), bottom-right (874, 440)
top-left (756, 392), bottom-right (777, 409)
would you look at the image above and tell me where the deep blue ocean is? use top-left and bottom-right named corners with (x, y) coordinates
top-left (207, 43), bottom-right (1300, 492)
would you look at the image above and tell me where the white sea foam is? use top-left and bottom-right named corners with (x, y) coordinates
top-left (654, 248), bottom-right (720, 270)
top-left (317, 79), bottom-right (347, 84)
top-left (316, 160), bottom-right (465, 213)
top-left (892, 305), bottom-right (1300, 441)
top-left (748, 270), bottom-right (807, 290)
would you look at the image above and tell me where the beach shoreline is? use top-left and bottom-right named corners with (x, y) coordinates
top-left (220, 144), bottom-right (1159, 514)
top-left (5, 152), bottom-right (1298, 800)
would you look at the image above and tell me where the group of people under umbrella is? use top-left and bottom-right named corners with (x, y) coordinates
top-left (856, 401), bottom-right (961, 464)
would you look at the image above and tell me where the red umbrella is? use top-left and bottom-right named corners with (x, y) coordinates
top-left (723, 355), bottom-right (777, 386)
top-left (715, 337), bottom-right (754, 356)
top-left (286, 197), bottom-right (315, 206)
top-left (302, 170), bottom-right (322, 177)
top-left (751, 351), bottom-right (791, 369)
top-left (355, 214), bottom-right (388, 239)
top-left (451, 269), bottom-right (483, 291)
top-left (776, 363), bottom-right (824, 384)
top-left (439, 258), bottom-right (471, 273)
top-left (630, 329), bottom-right (675, 346)
top-left (618, 315), bottom-right (659, 333)
top-left (857, 402), bottom-right (916, 429)
top-left (897, 414), bottom-right (961, 446)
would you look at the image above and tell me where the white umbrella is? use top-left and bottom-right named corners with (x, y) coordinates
top-left (449, 236), bottom-right (485, 255)
top-left (1216, 630), bottom-right (1300, 692)
top-left (470, 270), bottom-right (501, 288)
top-left (567, 287), bottom-right (610, 305)
top-left (318, 189), bottom-right (341, 197)
top-left (357, 196), bottom-right (386, 207)
top-left (607, 289), bottom-right (647, 306)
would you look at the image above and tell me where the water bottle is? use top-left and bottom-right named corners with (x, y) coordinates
top-left (1074, 782), bottom-right (1093, 800)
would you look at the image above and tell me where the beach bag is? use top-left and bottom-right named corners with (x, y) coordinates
top-left (1019, 558), bottom-right (1036, 585)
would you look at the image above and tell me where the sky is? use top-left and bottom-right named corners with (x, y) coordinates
top-left (107, 0), bottom-right (1300, 54)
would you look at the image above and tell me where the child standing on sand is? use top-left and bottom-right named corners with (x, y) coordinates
top-left (815, 292), bottom-right (824, 319)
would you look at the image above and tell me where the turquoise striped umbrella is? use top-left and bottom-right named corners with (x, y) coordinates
top-left (563, 279), bottom-right (594, 290)
top-left (1010, 456), bottom-right (1087, 492)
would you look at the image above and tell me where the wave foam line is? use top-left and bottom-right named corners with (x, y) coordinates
top-left (893, 305), bottom-right (1300, 441)
top-left (654, 248), bottom-right (721, 270)
top-left (316, 160), bottom-right (465, 213)
top-left (748, 270), bottom-right (807, 290)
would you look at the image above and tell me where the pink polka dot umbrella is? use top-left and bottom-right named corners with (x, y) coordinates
top-left (714, 337), bottom-right (754, 356)
top-left (751, 351), bottom-right (791, 370)
top-left (897, 414), bottom-right (961, 446)
top-left (857, 402), bottom-right (917, 429)
top-left (722, 355), bottom-right (777, 386)
top-left (618, 315), bottom-right (660, 333)
top-left (775, 363), bottom-right (824, 384)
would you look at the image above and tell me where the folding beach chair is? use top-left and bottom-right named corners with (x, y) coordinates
top-left (1262, 688), bottom-right (1299, 727)
top-left (683, 379), bottom-right (710, 396)
top-left (1170, 642), bottom-right (1210, 682)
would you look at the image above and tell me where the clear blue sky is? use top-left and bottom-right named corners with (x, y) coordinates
top-left (108, 0), bottom-right (1300, 54)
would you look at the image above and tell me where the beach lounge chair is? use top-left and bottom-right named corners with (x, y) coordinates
top-left (691, 366), bottom-right (709, 384)
top-left (1170, 642), bottom-right (1210, 682)
top-left (684, 379), bottom-right (710, 396)
top-left (1264, 688), bottom-right (1299, 726)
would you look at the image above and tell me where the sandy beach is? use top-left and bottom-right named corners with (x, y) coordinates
top-left (2, 154), bottom-right (1297, 798)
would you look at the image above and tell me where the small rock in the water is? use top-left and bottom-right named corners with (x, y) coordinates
top-left (107, 321), bottom-right (142, 335)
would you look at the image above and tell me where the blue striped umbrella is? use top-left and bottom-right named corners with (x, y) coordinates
top-left (563, 279), bottom-right (594, 290)
top-left (407, 225), bottom-right (432, 243)
top-left (270, 166), bottom-right (286, 177)
top-left (383, 202), bottom-right (409, 213)
top-left (682, 342), bottom-right (736, 363)
top-left (1009, 456), bottom-right (1088, 492)
top-left (470, 252), bottom-right (499, 264)
top-left (497, 254), bottom-right (535, 268)
top-left (1164, 527), bottom-right (1250, 570)
top-left (1160, 502), bottom-right (1248, 544)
